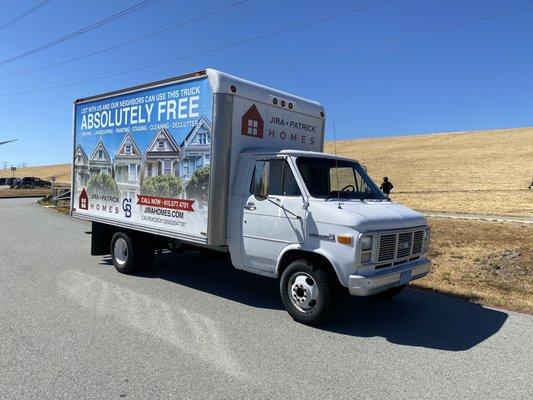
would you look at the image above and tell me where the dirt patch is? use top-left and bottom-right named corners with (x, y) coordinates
top-left (0, 188), bottom-right (51, 198)
top-left (413, 218), bottom-right (533, 313)
top-left (38, 195), bottom-right (70, 214)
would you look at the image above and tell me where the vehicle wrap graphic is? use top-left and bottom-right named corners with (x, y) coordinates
top-left (73, 77), bottom-right (213, 239)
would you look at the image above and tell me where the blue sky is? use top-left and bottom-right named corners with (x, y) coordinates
top-left (0, 0), bottom-right (531, 166)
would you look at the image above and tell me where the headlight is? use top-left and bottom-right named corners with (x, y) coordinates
top-left (423, 228), bottom-right (430, 251)
top-left (361, 252), bottom-right (372, 263)
top-left (361, 235), bottom-right (373, 251)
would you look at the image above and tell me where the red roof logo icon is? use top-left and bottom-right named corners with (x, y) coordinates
top-left (241, 104), bottom-right (264, 138)
top-left (79, 188), bottom-right (88, 210)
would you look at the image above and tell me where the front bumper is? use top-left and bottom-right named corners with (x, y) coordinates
top-left (348, 258), bottom-right (431, 296)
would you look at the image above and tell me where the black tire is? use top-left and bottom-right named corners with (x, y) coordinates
top-left (280, 259), bottom-right (331, 325)
top-left (373, 284), bottom-right (406, 299)
top-left (110, 232), bottom-right (142, 274)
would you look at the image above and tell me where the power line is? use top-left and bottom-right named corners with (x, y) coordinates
top-left (0, 0), bottom-right (53, 33)
top-left (0, 0), bottom-right (161, 67)
top-left (0, 0), bottom-right (253, 81)
top-left (0, 0), bottom-right (394, 96)
top-left (309, 5), bottom-right (533, 59)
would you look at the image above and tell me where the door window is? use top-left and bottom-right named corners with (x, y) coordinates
top-left (250, 159), bottom-right (301, 197)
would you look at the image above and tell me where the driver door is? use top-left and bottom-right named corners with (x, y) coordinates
top-left (241, 158), bottom-right (306, 273)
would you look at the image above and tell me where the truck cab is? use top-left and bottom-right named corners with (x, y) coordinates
top-left (229, 150), bottom-right (431, 324)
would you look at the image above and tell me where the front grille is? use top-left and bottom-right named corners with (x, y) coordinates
top-left (412, 231), bottom-right (424, 254)
top-left (397, 232), bottom-right (412, 258)
top-left (376, 228), bottom-right (425, 263)
top-left (378, 234), bottom-right (396, 261)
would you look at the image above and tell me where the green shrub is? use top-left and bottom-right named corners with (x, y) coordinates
top-left (141, 174), bottom-right (184, 198)
top-left (87, 173), bottom-right (119, 196)
top-left (186, 166), bottom-right (210, 203)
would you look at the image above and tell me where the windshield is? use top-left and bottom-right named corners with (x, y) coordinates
top-left (296, 157), bottom-right (386, 200)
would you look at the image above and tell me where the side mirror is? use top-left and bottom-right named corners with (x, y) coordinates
top-left (252, 161), bottom-right (269, 201)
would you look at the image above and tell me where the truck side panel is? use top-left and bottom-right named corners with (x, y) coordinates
top-left (71, 76), bottom-right (214, 243)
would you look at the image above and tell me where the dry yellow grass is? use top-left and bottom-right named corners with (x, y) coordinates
top-left (416, 218), bottom-right (532, 313)
top-left (0, 164), bottom-right (71, 183)
top-left (326, 127), bottom-right (533, 217)
top-left (0, 188), bottom-right (51, 198)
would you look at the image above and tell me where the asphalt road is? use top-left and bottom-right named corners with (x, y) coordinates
top-left (0, 198), bottom-right (531, 399)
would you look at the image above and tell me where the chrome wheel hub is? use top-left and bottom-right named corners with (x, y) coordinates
top-left (289, 273), bottom-right (319, 313)
top-left (114, 238), bottom-right (128, 266)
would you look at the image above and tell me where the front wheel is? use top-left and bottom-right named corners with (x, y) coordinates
top-left (280, 260), bottom-right (331, 325)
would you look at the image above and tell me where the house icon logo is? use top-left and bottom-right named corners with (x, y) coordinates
top-left (241, 104), bottom-right (264, 138)
top-left (79, 188), bottom-right (88, 210)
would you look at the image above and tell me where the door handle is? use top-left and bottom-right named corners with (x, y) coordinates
top-left (244, 202), bottom-right (256, 211)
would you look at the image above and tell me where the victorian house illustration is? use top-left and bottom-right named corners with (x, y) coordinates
top-left (144, 129), bottom-right (181, 178)
top-left (74, 144), bottom-right (89, 188)
top-left (88, 140), bottom-right (112, 177)
top-left (114, 132), bottom-right (142, 199)
top-left (179, 115), bottom-right (212, 181)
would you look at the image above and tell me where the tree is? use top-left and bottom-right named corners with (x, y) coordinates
top-left (141, 174), bottom-right (184, 198)
top-left (186, 166), bottom-right (210, 204)
top-left (87, 173), bottom-right (119, 196)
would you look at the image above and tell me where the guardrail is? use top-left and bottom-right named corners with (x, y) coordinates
top-left (52, 186), bottom-right (71, 203)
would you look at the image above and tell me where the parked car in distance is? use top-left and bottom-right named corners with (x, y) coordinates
top-left (13, 177), bottom-right (52, 189)
top-left (5, 177), bottom-right (18, 187)
top-left (0, 178), bottom-right (7, 186)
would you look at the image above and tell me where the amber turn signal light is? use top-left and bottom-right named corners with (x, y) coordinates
top-left (337, 235), bottom-right (352, 245)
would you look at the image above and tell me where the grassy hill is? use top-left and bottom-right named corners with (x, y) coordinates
top-left (1, 127), bottom-right (531, 216)
top-left (326, 127), bottom-right (533, 217)
top-left (0, 164), bottom-right (71, 184)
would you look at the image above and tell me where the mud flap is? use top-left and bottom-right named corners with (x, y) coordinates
top-left (90, 221), bottom-right (113, 256)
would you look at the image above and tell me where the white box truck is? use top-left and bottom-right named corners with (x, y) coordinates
top-left (71, 69), bottom-right (431, 324)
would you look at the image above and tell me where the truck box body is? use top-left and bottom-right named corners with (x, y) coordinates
top-left (71, 69), bottom-right (325, 245)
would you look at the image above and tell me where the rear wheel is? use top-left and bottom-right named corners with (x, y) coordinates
top-left (280, 260), bottom-right (331, 325)
top-left (110, 232), bottom-right (154, 274)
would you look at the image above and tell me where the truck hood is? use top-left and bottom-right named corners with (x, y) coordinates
top-left (307, 200), bottom-right (427, 231)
